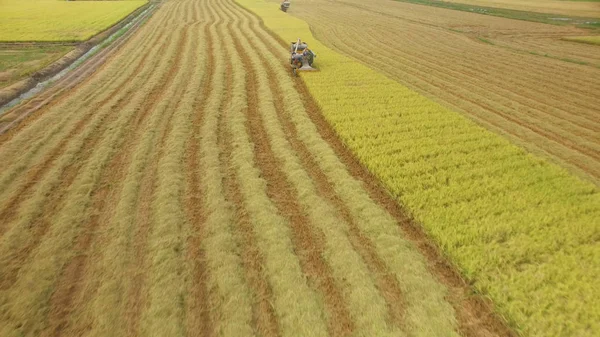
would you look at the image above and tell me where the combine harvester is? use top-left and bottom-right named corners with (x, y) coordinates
top-left (289, 38), bottom-right (317, 75)
top-left (280, 0), bottom-right (290, 12)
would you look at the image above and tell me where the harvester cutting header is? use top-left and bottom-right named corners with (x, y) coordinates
top-left (290, 38), bottom-right (316, 75)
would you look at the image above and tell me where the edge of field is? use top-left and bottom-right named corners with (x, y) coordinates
top-left (392, 0), bottom-right (600, 29)
top-left (234, 0), bottom-right (600, 335)
top-left (0, 1), bottom-right (152, 108)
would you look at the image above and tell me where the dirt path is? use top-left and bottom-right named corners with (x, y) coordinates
top-left (0, 0), bottom-right (514, 336)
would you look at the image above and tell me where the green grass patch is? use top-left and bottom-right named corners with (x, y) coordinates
top-left (477, 37), bottom-right (494, 45)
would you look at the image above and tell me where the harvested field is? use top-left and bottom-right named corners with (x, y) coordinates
top-left (0, 0), bottom-right (512, 336)
top-left (285, 0), bottom-right (600, 185)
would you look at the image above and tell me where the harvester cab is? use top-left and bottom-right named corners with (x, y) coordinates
top-left (280, 0), bottom-right (290, 12)
top-left (290, 38), bottom-right (316, 75)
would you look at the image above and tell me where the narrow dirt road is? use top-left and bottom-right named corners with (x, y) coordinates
top-left (0, 0), bottom-right (512, 336)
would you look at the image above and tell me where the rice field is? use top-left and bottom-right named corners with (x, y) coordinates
top-left (0, 0), bottom-right (598, 336)
top-left (0, 0), bottom-right (147, 42)
top-left (0, 0), bottom-right (505, 336)
top-left (240, 0), bottom-right (600, 335)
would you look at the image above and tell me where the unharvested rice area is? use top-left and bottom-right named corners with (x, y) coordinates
top-left (0, 0), bottom-right (147, 42)
top-left (285, 0), bottom-right (600, 185)
top-left (0, 0), bottom-right (510, 336)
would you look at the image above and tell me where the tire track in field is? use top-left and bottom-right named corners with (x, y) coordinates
top-left (40, 22), bottom-right (193, 337)
top-left (227, 20), bottom-right (354, 337)
top-left (0, 24), bottom-right (174, 291)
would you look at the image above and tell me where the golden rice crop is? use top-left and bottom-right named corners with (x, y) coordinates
top-left (0, 0), bottom-right (147, 42)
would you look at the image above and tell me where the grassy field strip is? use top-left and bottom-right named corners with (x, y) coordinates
top-left (226, 6), bottom-right (406, 337)
top-left (197, 7), bottom-right (257, 335)
top-left (227, 2), bottom-right (461, 335)
top-left (141, 23), bottom-right (202, 337)
top-left (0, 4), bottom-right (162, 134)
top-left (220, 11), bottom-right (331, 337)
top-left (40, 15), bottom-right (187, 332)
top-left (0, 45), bottom-right (73, 89)
top-left (393, 0), bottom-right (600, 25)
top-left (197, 23), bottom-right (255, 337)
top-left (236, 0), bottom-right (600, 335)
top-left (0, 0), bottom-right (148, 42)
top-left (0, 19), bottom-right (171, 216)
top-left (0, 23), bottom-right (185, 336)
